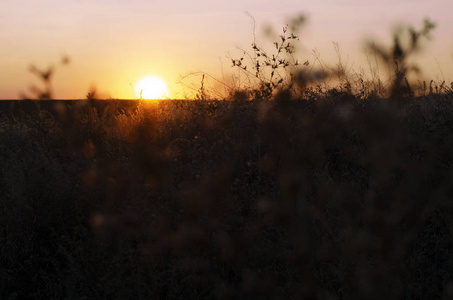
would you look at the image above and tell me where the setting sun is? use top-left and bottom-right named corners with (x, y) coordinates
top-left (135, 76), bottom-right (169, 99)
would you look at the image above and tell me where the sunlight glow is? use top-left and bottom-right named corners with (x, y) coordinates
top-left (135, 76), bottom-right (169, 99)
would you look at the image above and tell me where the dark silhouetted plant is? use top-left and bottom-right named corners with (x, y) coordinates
top-left (231, 15), bottom-right (307, 99)
top-left (365, 19), bottom-right (436, 98)
top-left (194, 74), bottom-right (208, 100)
top-left (25, 56), bottom-right (70, 100)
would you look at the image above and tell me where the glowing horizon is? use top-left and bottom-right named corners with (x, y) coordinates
top-left (1, 0), bottom-right (452, 99)
top-left (135, 76), bottom-right (169, 100)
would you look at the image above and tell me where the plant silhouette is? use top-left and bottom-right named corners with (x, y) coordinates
top-left (26, 56), bottom-right (70, 100)
top-left (365, 19), bottom-right (436, 98)
top-left (231, 15), bottom-right (307, 99)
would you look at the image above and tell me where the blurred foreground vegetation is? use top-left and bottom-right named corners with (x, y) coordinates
top-left (1, 89), bottom-right (453, 299)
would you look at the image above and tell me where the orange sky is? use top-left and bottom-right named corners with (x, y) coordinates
top-left (1, 0), bottom-right (452, 99)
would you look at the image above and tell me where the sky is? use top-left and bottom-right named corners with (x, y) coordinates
top-left (1, 0), bottom-right (452, 99)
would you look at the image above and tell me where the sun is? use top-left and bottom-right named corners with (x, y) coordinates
top-left (135, 76), bottom-right (169, 99)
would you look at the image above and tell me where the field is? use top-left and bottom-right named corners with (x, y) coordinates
top-left (1, 92), bottom-right (453, 299)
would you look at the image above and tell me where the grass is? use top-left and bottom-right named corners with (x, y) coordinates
top-left (2, 16), bottom-right (453, 300)
top-left (2, 92), bottom-right (453, 299)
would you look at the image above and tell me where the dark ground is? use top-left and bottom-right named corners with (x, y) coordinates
top-left (1, 95), bottom-right (453, 299)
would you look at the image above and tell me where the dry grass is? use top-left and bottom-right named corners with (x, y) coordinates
top-left (1, 90), bottom-right (453, 299)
